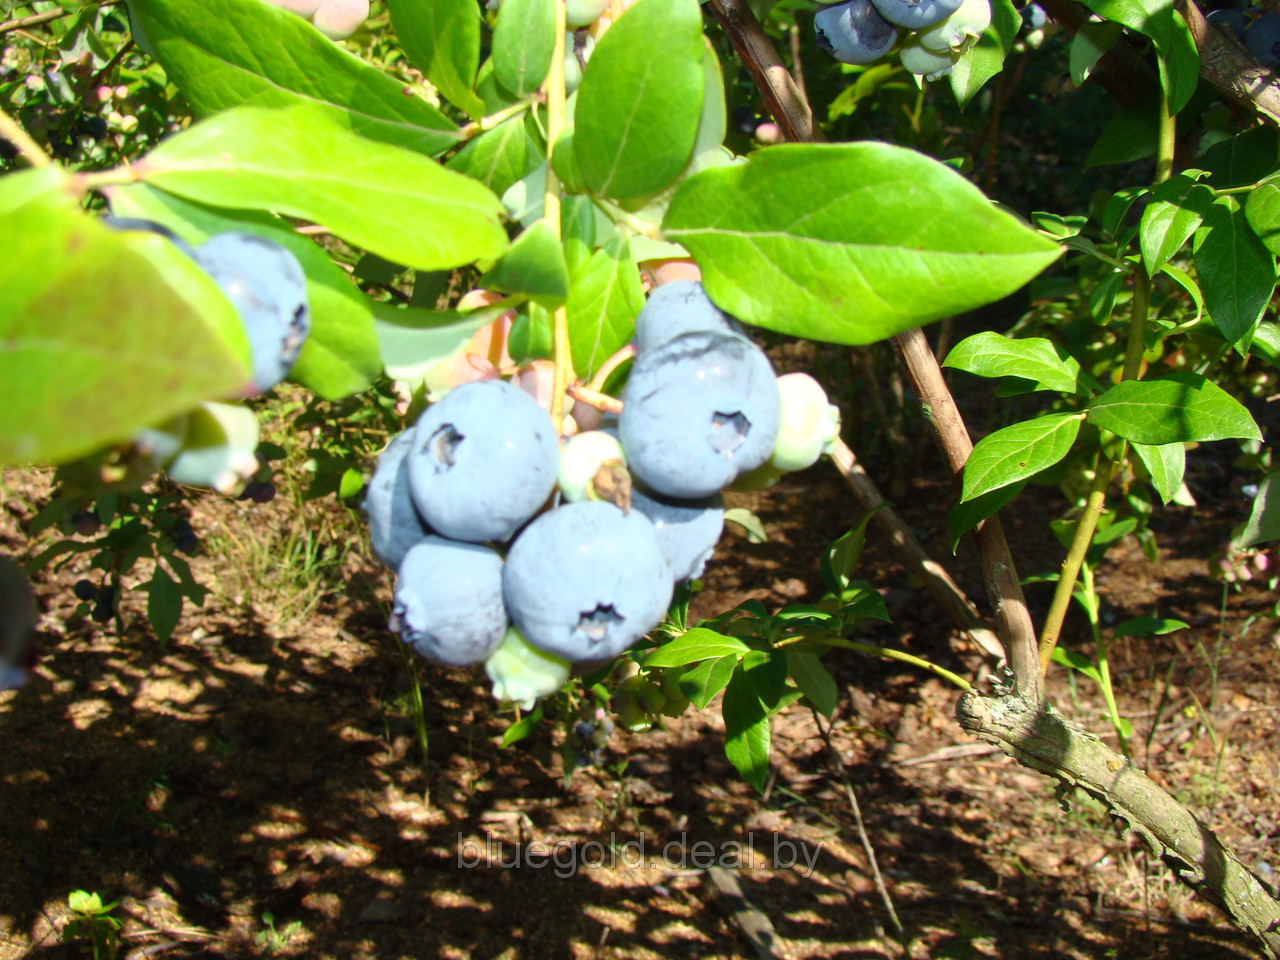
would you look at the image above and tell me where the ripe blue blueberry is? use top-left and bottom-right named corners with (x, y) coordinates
top-left (74, 579), bottom-right (97, 602)
top-left (630, 487), bottom-right (725, 583)
top-left (633, 280), bottom-right (743, 354)
top-left (407, 379), bottom-right (560, 543)
top-left (869, 0), bottom-right (962, 29)
top-left (364, 430), bottom-right (432, 571)
top-left (1247, 12), bottom-right (1280, 68)
top-left (619, 330), bottom-right (781, 499)
top-left (503, 501), bottom-right (674, 663)
top-left (1207, 8), bottom-right (1247, 40)
top-left (393, 536), bottom-right (508, 667)
top-left (193, 232), bottom-right (311, 394)
top-left (814, 0), bottom-right (900, 65)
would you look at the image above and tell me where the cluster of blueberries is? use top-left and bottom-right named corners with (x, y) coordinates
top-left (814, 0), bottom-right (992, 81)
top-left (364, 281), bottom-right (842, 710)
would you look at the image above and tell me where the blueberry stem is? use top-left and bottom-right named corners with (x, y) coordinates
top-left (544, 0), bottom-right (575, 430)
top-left (566, 382), bottom-right (624, 415)
top-left (586, 342), bottom-right (635, 392)
top-left (458, 100), bottom-right (534, 141)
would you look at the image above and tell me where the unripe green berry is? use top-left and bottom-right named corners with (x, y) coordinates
top-left (917, 0), bottom-right (991, 54)
top-left (558, 430), bottom-right (627, 503)
top-left (769, 373), bottom-right (842, 473)
top-left (484, 627), bottom-right (570, 710)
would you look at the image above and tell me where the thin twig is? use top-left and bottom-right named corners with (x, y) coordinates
top-left (0, 8), bottom-right (67, 34)
top-left (814, 709), bottom-right (910, 957)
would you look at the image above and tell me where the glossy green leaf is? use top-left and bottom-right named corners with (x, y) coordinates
top-left (678, 654), bottom-right (739, 710)
top-left (1070, 20), bottom-right (1123, 86)
top-left (107, 184), bottom-right (381, 399)
top-left (492, 0), bottom-right (556, 98)
top-left (128, 0), bottom-right (459, 155)
top-left (943, 331), bottom-right (1083, 393)
top-left (1158, 261), bottom-right (1204, 325)
top-left (722, 669), bottom-right (770, 791)
top-left (741, 648), bottom-right (788, 711)
top-left (387, 0), bottom-right (484, 119)
top-left (371, 302), bottom-right (507, 381)
top-left (0, 165), bottom-right (72, 216)
top-left (1139, 174), bottom-right (1214, 273)
top-left (1081, 0), bottom-right (1197, 113)
top-left (566, 236), bottom-right (644, 377)
top-left (481, 220), bottom-right (570, 308)
top-left (1087, 372), bottom-right (1261, 444)
top-left (1113, 614), bottom-right (1188, 638)
top-left (949, 0), bottom-right (1020, 108)
top-left (561, 194), bottom-right (598, 276)
top-left (1200, 126), bottom-right (1278, 188)
top-left (1252, 321), bottom-right (1280, 367)
top-left (139, 104), bottom-right (507, 271)
top-left (643, 627), bottom-right (750, 667)
top-left (1239, 470), bottom-right (1280, 547)
top-left (948, 479), bottom-right (1027, 552)
top-left (500, 704), bottom-right (543, 746)
top-left (1086, 94), bottom-right (1159, 167)
top-left (664, 143), bottom-right (1060, 345)
top-left (445, 114), bottom-right (544, 198)
top-left (724, 507), bottom-right (768, 543)
top-left (961, 413), bottom-right (1084, 501)
top-left (785, 650), bottom-right (837, 718)
top-left (0, 202), bottom-right (249, 467)
top-left (1244, 179), bottom-right (1280, 256)
top-left (1192, 197), bottom-right (1276, 353)
top-left (147, 565), bottom-right (183, 644)
top-left (818, 510), bottom-right (881, 594)
top-left (1051, 647), bottom-right (1102, 683)
top-left (1131, 441), bottom-right (1185, 504)
top-left (574, 0), bottom-right (704, 199)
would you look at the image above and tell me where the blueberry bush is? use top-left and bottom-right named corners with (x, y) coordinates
top-left (2, 0), bottom-right (1279, 951)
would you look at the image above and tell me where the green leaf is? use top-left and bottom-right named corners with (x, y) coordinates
top-left (0, 203), bottom-right (249, 468)
top-left (663, 143), bottom-right (1061, 345)
top-left (1239, 470), bottom-right (1280, 547)
top-left (139, 104), bottom-right (507, 271)
top-left (722, 669), bottom-right (770, 792)
top-left (943, 331), bottom-right (1083, 394)
top-left (1192, 196), bottom-right (1276, 353)
top-left (948, 479), bottom-right (1027, 552)
top-left (1070, 20), bottom-right (1123, 86)
top-left (678, 654), bottom-right (739, 709)
top-left (371, 302), bottom-right (506, 380)
top-left (566, 236), bottom-right (644, 378)
top-left (1087, 372), bottom-right (1262, 444)
top-left (643, 627), bottom-right (750, 667)
top-left (128, 0), bottom-right (459, 155)
top-left (500, 704), bottom-right (543, 746)
top-left (1086, 94), bottom-right (1159, 167)
top-left (1252, 321), bottom-right (1280, 367)
top-left (147, 564), bottom-right (183, 644)
top-left (961, 413), bottom-right (1084, 501)
top-left (1051, 647), bottom-right (1102, 683)
top-left (1130, 441), bottom-right (1185, 504)
top-left (387, 0), bottom-right (485, 119)
top-left (107, 184), bottom-right (381, 399)
top-left (741, 648), bottom-right (788, 712)
top-left (481, 220), bottom-right (570, 308)
top-left (724, 507), bottom-right (767, 543)
top-left (1157, 261), bottom-right (1204, 325)
top-left (1113, 614), bottom-right (1188, 638)
top-left (0, 165), bottom-right (73, 216)
top-left (561, 194), bottom-right (598, 276)
top-left (949, 0), bottom-right (1020, 107)
top-left (1200, 126), bottom-right (1278, 189)
top-left (492, 0), bottom-right (556, 98)
top-left (574, 0), bottom-right (704, 199)
top-left (785, 650), bottom-right (837, 718)
top-left (1139, 174), bottom-right (1214, 273)
top-left (819, 509), bottom-right (881, 594)
top-left (1081, 0), bottom-right (1197, 113)
top-left (1090, 373), bottom-right (1259, 450)
top-left (445, 114), bottom-right (544, 198)
top-left (1245, 179), bottom-right (1280, 256)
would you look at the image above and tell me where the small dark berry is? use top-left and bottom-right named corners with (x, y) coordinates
top-left (73, 579), bottom-right (97, 602)
top-left (251, 481), bottom-right (276, 504)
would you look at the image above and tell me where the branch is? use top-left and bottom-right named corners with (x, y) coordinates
top-left (957, 692), bottom-right (1280, 958)
top-left (707, 0), bottom-right (1037, 690)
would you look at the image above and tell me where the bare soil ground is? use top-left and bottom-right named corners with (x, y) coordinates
top-left (2, 407), bottom-right (1278, 960)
